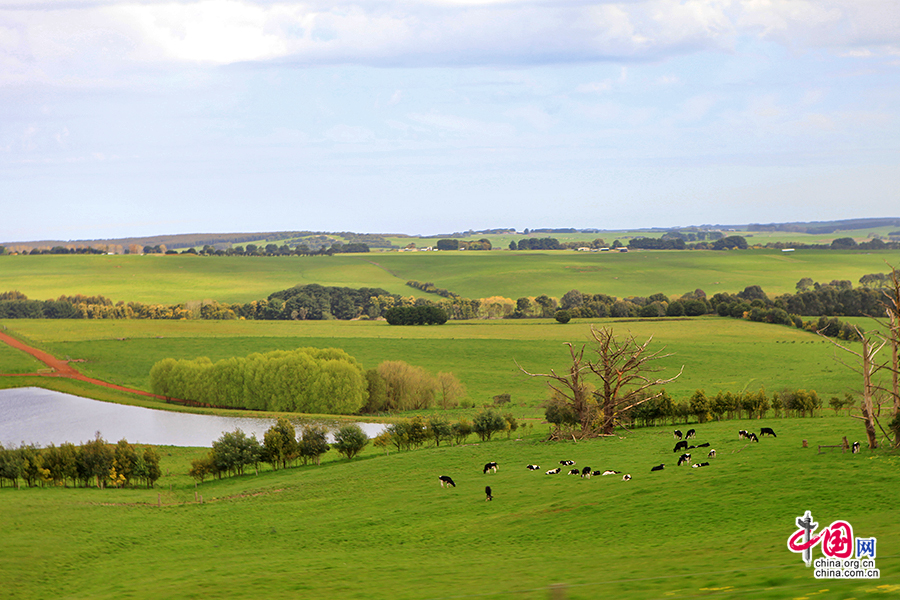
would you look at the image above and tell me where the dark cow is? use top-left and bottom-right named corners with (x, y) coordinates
top-left (526, 464), bottom-right (540, 470)
top-left (650, 464), bottom-right (665, 472)
top-left (674, 429), bottom-right (683, 440)
top-left (691, 462), bottom-right (710, 468)
top-left (852, 441), bottom-right (860, 454)
top-left (485, 486), bottom-right (493, 501)
top-left (687, 445), bottom-right (696, 450)
top-left (438, 475), bottom-right (456, 488)
top-left (677, 453), bottom-right (691, 466)
top-left (546, 467), bottom-right (561, 475)
top-left (696, 442), bottom-right (710, 447)
top-left (559, 460), bottom-right (576, 466)
top-left (568, 468), bottom-right (580, 475)
top-left (622, 473), bottom-right (632, 481)
top-left (483, 461), bottom-right (498, 474)
top-left (685, 429), bottom-right (696, 439)
top-left (748, 432), bottom-right (759, 443)
top-left (581, 466), bottom-right (592, 478)
top-left (591, 471), bottom-right (603, 477)
top-left (673, 440), bottom-right (688, 453)
top-left (739, 429), bottom-right (749, 439)
top-left (760, 427), bottom-right (777, 437)
top-left (601, 470), bottom-right (620, 476)
top-left (708, 449), bottom-right (716, 458)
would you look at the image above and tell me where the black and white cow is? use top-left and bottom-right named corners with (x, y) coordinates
top-left (485, 486), bottom-right (493, 501)
top-left (546, 467), bottom-right (561, 475)
top-left (591, 471), bottom-right (603, 477)
top-left (601, 470), bottom-right (620, 476)
top-left (708, 449), bottom-right (716, 458)
top-left (439, 475), bottom-right (456, 488)
top-left (581, 466), bottom-right (592, 478)
top-left (483, 461), bottom-right (498, 474)
top-left (674, 429), bottom-right (683, 440)
top-left (748, 432), bottom-right (759, 442)
top-left (526, 464), bottom-right (541, 470)
top-left (673, 440), bottom-right (688, 453)
top-left (685, 429), bottom-right (696, 439)
top-left (559, 460), bottom-right (576, 466)
top-left (677, 453), bottom-right (691, 466)
top-left (691, 462), bottom-right (710, 468)
top-left (568, 468), bottom-right (580, 475)
top-left (622, 473), bottom-right (632, 481)
top-left (852, 441), bottom-right (860, 454)
top-left (650, 464), bottom-right (665, 472)
top-left (760, 427), bottom-right (777, 437)
top-left (739, 429), bottom-right (749, 439)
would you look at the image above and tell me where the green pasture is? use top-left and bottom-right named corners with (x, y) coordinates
top-left (1, 417), bottom-right (897, 599)
top-left (2, 249), bottom-right (899, 306)
top-left (0, 317), bottom-right (874, 410)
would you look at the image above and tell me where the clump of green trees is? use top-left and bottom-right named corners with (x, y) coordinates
top-left (0, 433), bottom-right (161, 489)
top-left (150, 348), bottom-right (367, 413)
top-left (384, 305), bottom-right (448, 325)
top-left (151, 349), bottom-right (467, 415)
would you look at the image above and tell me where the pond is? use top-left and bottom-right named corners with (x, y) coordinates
top-left (0, 387), bottom-right (386, 448)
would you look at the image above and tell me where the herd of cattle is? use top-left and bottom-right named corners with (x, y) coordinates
top-left (433, 426), bottom-right (837, 496)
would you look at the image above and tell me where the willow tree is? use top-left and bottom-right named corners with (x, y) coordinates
top-left (520, 326), bottom-right (682, 439)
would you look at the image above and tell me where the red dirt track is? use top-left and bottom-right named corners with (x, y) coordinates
top-left (0, 329), bottom-right (167, 400)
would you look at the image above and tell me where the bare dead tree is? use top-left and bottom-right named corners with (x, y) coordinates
top-left (587, 326), bottom-right (683, 435)
top-left (883, 265), bottom-right (900, 418)
top-left (820, 326), bottom-right (886, 449)
top-left (519, 326), bottom-right (682, 438)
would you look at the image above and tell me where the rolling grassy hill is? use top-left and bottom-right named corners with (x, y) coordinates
top-left (0, 417), bottom-right (896, 599)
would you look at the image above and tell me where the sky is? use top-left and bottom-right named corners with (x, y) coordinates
top-left (1, 0), bottom-right (899, 242)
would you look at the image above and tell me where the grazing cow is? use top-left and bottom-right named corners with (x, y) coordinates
top-left (708, 449), bottom-right (716, 458)
top-left (483, 461), bottom-right (499, 474)
top-left (526, 464), bottom-right (540, 470)
top-left (673, 440), bottom-right (688, 453)
top-left (581, 466), bottom-right (592, 478)
top-left (568, 468), bottom-right (580, 475)
top-left (622, 473), bottom-right (632, 481)
top-left (687, 445), bottom-right (696, 450)
top-left (438, 475), bottom-right (456, 488)
top-left (739, 429), bottom-right (749, 439)
top-left (677, 453), bottom-right (692, 466)
top-left (691, 462), bottom-right (710, 468)
top-left (601, 470), bottom-right (620, 476)
top-left (852, 441), bottom-right (860, 454)
top-left (650, 464), bottom-right (665, 472)
top-left (760, 427), bottom-right (777, 437)
top-left (559, 460), bottom-right (576, 466)
top-left (697, 442), bottom-right (710, 447)
top-left (546, 467), bottom-right (561, 475)
top-left (748, 432), bottom-right (759, 443)
top-left (674, 429), bottom-right (683, 440)
top-left (485, 486), bottom-right (493, 501)
top-left (685, 429), bottom-right (696, 439)
top-left (591, 471), bottom-right (603, 477)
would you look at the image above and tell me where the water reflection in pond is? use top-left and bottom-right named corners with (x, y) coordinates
top-left (0, 387), bottom-right (386, 448)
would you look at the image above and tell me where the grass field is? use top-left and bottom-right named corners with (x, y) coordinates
top-left (0, 316), bottom-right (875, 413)
top-left (1, 416), bottom-right (897, 599)
top-left (1, 249), bottom-right (899, 306)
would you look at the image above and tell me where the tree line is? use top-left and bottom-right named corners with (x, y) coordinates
top-left (0, 433), bottom-right (161, 489)
top-left (151, 348), bottom-right (467, 415)
top-left (188, 421), bottom-right (370, 483)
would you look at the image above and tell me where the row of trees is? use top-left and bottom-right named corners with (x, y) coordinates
top-left (0, 433), bottom-right (161, 489)
top-left (384, 305), bottom-right (448, 325)
top-left (189, 420), bottom-right (371, 483)
top-left (150, 348), bottom-right (467, 415)
top-left (150, 348), bottom-right (368, 413)
top-left (371, 410), bottom-right (519, 453)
